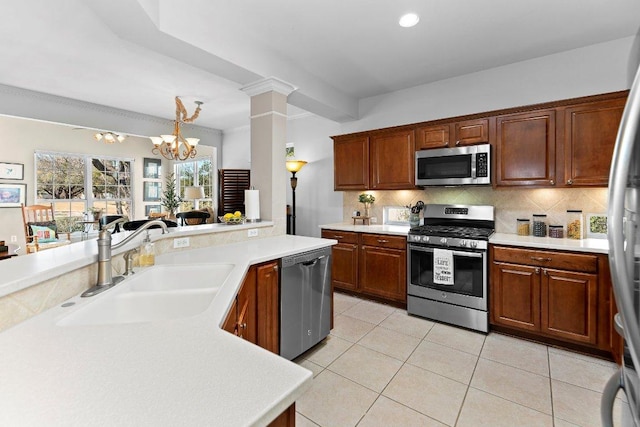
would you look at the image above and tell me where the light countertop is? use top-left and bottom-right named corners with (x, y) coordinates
top-left (320, 222), bottom-right (410, 236)
top-left (0, 234), bottom-right (335, 426)
top-left (320, 223), bottom-right (610, 255)
top-left (490, 233), bottom-right (609, 254)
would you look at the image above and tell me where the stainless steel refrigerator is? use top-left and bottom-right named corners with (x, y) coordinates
top-left (602, 65), bottom-right (640, 426)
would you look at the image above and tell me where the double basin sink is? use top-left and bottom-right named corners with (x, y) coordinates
top-left (57, 263), bottom-right (235, 326)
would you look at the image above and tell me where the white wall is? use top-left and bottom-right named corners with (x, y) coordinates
top-left (0, 115), bottom-right (214, 250)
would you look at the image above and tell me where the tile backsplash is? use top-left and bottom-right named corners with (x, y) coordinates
top-left (343, 187), bottom-right (608, 234)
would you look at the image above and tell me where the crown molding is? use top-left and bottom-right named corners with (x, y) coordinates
top-left (241, 77), bottom-right (297, 97)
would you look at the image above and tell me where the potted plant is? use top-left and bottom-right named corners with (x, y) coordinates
top-left (88, 207), bottom-right (103, 221)
top-left (358, 193), bottom-right (375, 218)
top-left (161, 173), bottom-right (182, 219)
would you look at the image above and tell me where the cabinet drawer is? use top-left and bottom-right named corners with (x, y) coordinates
top-left (493, 246), bottom-right (597, 273)
top-left (322, 229), bottom-right (359, 244)
top-left (361, 233), bottom-right (406, 249)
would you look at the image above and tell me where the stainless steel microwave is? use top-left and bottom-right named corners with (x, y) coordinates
top-left (415, 144), bottom-right (491, 186)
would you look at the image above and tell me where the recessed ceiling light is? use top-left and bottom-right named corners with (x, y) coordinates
top-left (399, 13), bottom-right (420, 28)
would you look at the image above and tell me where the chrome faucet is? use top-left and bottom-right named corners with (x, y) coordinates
top-left (81, 220), bottom-right (168, 297)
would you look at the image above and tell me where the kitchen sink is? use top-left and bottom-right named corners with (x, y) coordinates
top-left (57, 263), bottom-right (235, 326)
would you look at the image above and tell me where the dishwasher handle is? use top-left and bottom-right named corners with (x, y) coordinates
top-left (302, 256), bottom-right (324, 267)
top-left (281, 247), bottom-right (332, 268)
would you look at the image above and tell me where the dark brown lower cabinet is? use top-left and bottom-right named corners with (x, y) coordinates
top-left (490, 245), bottom-right (616, 360)
top-left (321, 229), bottom-right (406, 306)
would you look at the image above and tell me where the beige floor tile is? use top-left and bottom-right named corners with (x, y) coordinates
top-left (480, 333), bottom-right (549, 377)
top-left (471, 358), bottom-right (552, 414)
top-left (331, 314), bottom-right (377, 343)
top-left (379, 311), bottom-right (435, 339)
top-left (457, 387), bottom-right (553, 427)
top-left (548, 346), bottom-right (617, 368)
top-left (296, 359), bottom-right (324, 378)
top-left (341, 300), bottom-right (395, 324)
top-left (296, 370), bottom-right (378, 427)
top-left (295, 412), bottom-right (320, 427)
top-left (303, 335), bottom-right (353, 367)
top-left (358, 326), bottom-right (421, 361)
top-left (425, 323), bottom-right (486, 355)
top-left (552, 379), bottom-right (621, 427)
top-left (549, 350), bottom-right (618, 392)
top-left (333, 292), bottom-right (361, 315)
top-left (327, 344), bottom-right (402, 393)
top-left (357, 396), bottom-right (447, 427)
top-left (407, 340), bottom-right (479, 384)
top-left (382, 364), bottom-right (467, 426)
top-left (553, 418), bottom-right (580, 427)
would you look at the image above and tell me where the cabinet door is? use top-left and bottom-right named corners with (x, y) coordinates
top-left (333, 135), bottom-right (369, 190)
top-left (541, 268), bottom-right (598, 345)
top-left (454, 118), bottom-right (489, 146)
top-left (256, 261), bottom-right (280, 354)
top-left (415, 124), bottom-right (451, 150)
top-left (237, 267), bottom-right (257, 344)
top-left (495, 110), bottom-right (556, 186)
top-left (491, 262), bottom-right (541, 331)
top-left (330, 242), bottom-right (359, 292)
top-left (563, 98), bottom-right (625, 186)
top-left (370, 129), bottom-right (415, 189)
top-left (222, 299), bottom-right (238, 335)
top-left (359, 245), bottom-right (406, 303)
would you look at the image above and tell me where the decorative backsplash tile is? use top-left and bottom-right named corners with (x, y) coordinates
top-left (343, 187), bottom-right (608, 234)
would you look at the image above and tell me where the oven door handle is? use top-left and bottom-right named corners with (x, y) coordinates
top-left (408, 245), bottom-right (483, 258)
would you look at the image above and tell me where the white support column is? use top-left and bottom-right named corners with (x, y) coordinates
top-left (241, 77), bottom-right (297, 235)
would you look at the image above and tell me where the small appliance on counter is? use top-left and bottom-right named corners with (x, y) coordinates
top-left (406, 204), bottom-right (494, 333)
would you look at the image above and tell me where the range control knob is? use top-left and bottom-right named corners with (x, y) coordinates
top-left (459, 240), bottom-right (467, 247)
top-left (440, 237), bottom-right (447, 245)
top-left (470, 241), bottom-right (478, 248)
top-left (422, 236), bottom-right (430, 243)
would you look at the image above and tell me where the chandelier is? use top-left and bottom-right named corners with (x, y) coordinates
top-left (150, 96), bottom-right (203, 161)
top-left (94, 132), bottom-right (126, 143)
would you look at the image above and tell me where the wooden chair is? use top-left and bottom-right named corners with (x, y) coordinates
top-left (176, 210), bottom-right (210, 226)
top-left (21, 203), bottom-right (71, 254)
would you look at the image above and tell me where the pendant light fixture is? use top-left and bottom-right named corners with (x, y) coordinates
top-left (150, 97), bottom-right (203, 161)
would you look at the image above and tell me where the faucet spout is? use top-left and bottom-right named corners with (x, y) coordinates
top-left (81, 220), bottom-right (169, 297)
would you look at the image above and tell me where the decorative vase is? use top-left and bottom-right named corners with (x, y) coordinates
top-left (363, 203), bottom-right (371, 218)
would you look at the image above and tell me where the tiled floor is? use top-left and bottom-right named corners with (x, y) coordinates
top-left (294, 292), bottom-right (627, 427)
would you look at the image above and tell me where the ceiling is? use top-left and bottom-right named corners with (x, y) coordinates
top-left (1, 0), bottom-right (639, 132)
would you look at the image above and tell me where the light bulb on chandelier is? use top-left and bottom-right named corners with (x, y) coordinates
top-left (94, 132), bottom-right (126, 143)
top-left (150, 97), bottom-right (203, 161)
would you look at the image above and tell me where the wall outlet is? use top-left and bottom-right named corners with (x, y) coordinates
top-left (247, 228), bottom-right (258, 237)
top-left (173, 237), bottom-right (190, 248)
top-left (10, 235), bottom-right (17, 243)
top-left (370, 217), bottom-right (378, 224)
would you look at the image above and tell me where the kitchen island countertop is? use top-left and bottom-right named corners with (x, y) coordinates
top-left (0, 234), bottom-right (335, 426)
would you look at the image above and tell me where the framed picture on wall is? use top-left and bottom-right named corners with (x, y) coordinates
top-left (143, 182), bottom-right (161, 201)
top-left (0, 183), bottom-right (26, 207)
top-left (143, 158), bottom-right (162, 179)
top-left (145, 204), bottom-right (162, 216)
top-left (0, 162), bottom-right (24, 180)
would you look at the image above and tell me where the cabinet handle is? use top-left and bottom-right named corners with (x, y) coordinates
top-left (455, 140), bottom-right (461, 146)
top-left (550, 180), bottom-right (555, 185)
top-left (239, 323), bottom-right (247, 329)
top-left (530, 256), bottom-right (552, 262)
top-left (535, 267), bottom-right (540, 274)
top-left (543, 269), bottom-right (548, 276)
top-left (334, 235), bottom-right (344, 239)
top-left (377, 239), bottom-right (389, 243)
top-left (273, 265), bottom-right (279, 272)
top-left (567, 179), bottom-right (573, 185)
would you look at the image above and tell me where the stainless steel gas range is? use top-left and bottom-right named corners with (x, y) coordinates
top-left (407, 204), bottom-right (494, 333)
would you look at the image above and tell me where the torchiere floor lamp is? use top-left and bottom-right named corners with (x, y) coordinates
top-left (286, 160), bottom-right (307, 235)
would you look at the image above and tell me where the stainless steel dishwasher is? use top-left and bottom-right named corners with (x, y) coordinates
top-left (280, 246), bottom-right (332, 360)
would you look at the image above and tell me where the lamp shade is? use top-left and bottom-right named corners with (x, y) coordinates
top-left (184, 186), bottom-right (205, 200)
top-left (286, 160), bottom-right (307, 173)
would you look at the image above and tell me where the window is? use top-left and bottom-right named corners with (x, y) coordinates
top-left (174, 157), bottom-right (214, 211)
top-left (35, 151), bottom-right (133, 234)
